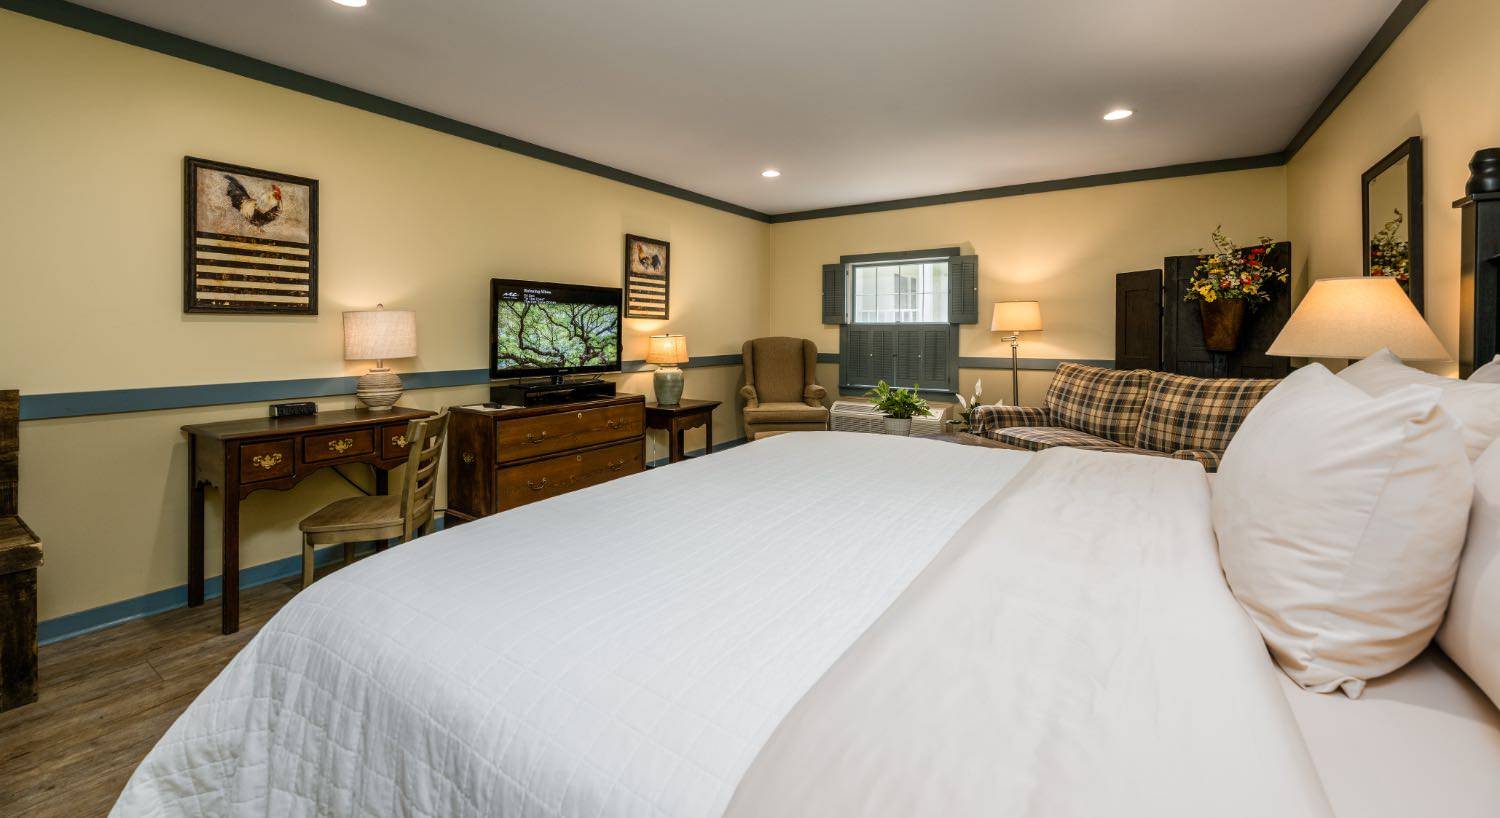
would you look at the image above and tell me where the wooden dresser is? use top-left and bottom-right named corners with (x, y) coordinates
top-left (446, 394), bottom-right (646, 522)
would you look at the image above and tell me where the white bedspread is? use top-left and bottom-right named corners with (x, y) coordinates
top-left (112, 432), bottom-right (1031, 818)
top-left (724, 447), bottom-right (1333, 817)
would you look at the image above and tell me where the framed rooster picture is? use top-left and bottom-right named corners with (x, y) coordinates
top-left (623, 234), bottom-right (669, 319)
top-left (184, 156), bottom-right (318, 315)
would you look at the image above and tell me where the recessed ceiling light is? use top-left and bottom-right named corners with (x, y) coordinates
top-left (761, 169), bottom-right (781, 178)
top-left (331, 0), bottom-right (367, 7)
top-left (1103, 109), bottom-right (1134, 121)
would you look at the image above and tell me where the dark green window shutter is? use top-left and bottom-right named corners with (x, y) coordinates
top-left (893, 327), bottom-right (923, 386)
top-left (869, 328), bottom-right (896, 385)
top-left (843, 326), bottom-right (875, 386)
top-left (948, 255), bottom-right (979, 324)
top-left (919, 326), bottom-right (951, 386)
top-left (822, 263), bottom-right (847, 324)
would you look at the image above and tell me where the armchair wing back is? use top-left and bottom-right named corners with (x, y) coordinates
top-left (742, 337), bottom-right (822, 406)
top-left (740, 337), bottom-right (829, 439)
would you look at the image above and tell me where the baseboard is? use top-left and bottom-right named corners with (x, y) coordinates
top-left (36, 523), bottom-right (447, 645)
top-left (645, 435), bottom-right (746, 468)
top-left (38, 438), bottom-right (752, 645)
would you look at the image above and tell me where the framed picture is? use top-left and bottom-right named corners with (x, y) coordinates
top-left (623, 234), bottom-right (669, 319)
top-left (184, 156), bottom-right (318, 315)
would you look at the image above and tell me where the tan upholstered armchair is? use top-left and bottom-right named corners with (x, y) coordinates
top-left (740, 337), bottom-right (830, 439)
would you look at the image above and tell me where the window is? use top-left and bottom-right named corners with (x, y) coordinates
top-left (851, 260), bottom-right (949, 324)
top-left (824, 249), bottom-right (975, 396)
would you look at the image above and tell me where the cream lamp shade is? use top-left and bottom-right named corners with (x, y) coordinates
top-left (990, 301), bottom-right (1043, 333)
top-left (343, 305), bottom-right (417, 362)
top-left (645, 334), bottom-right (689, 365)
top-left (1266, 276), bottom-right (1447, 361)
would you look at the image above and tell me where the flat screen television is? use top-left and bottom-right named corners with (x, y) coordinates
top-left (489, 278), bottom-right (623, 381)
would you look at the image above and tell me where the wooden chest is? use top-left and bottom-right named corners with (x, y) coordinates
top-left (446, 394), bottom-right (646, 522)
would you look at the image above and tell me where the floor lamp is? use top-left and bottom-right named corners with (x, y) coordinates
top-left (990, 301), bottom-right (1043, 406)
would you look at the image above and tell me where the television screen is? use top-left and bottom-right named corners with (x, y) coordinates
top-left (490, 279), bottom-right (622, 379)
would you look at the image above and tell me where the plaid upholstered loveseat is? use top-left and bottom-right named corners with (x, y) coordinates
top-left (969, 363), bottom-right (1279, 471)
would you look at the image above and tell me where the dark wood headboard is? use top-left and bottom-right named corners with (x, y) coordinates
top-left (0, 390), bottom-right (15, 516)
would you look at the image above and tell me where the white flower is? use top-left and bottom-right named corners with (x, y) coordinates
top-left (956, 394), bottom-right (969, 410)
top-left (974, 379), bottom-right (983, 399)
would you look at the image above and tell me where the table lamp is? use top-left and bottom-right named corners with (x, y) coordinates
top-left (1267, 276), bottom-right (1447, 362)
top-left (991, 301), bottom-right (1044, 405)
top-left (343, 304), bottom-right (417, 410)
top-left (647, 334), bottom-right (689, 406)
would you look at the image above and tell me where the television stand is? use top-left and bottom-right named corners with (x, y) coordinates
top-left (446, 394), bottom-right (645, 523)
top-left (490, 378), bottom-right (615, 407)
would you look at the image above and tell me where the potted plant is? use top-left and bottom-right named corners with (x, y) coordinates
top-left (1183, 226), bottom-right (1289, 352)
top-left (865, 379), bottom-right (932, 436)
top-left (952, 378), bottom-right (985, 428)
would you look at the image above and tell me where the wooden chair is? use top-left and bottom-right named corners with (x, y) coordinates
top-left (298, 412), bottom-right (449, 587)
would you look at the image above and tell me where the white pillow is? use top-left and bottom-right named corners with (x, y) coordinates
top-left (1471, 354), bottom-right (1500, 383)
top-left (1437, 439), bottom-right (1500, 707)
top-left (1214, 364), bottom-right (1472, 698)
top-left (1338, 347), bottom-right (1500, 461)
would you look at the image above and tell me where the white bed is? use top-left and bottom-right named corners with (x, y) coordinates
top-left (110, 432), bottom-right (1493, 817)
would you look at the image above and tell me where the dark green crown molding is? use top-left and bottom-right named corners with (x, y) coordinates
top-left (0, 0), bottom-right (772, 223)
top-left (3, 0), bottom-right (1428, 225)
top-left (1281, 0), bottom-right (1429, 159)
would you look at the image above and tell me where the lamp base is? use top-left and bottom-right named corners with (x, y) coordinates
top-left (356, 367), bottom-right (403, 411)
top-left (653, 366), bottom-right (684, 406)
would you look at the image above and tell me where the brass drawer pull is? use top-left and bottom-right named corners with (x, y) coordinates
top-left (251, 453), bottom-right (283, 470)
top-left (526, 477), bottom-right (549, 492)
top-left (461, 452), bottom-right (475, 464)
top-left (328, 438), bottom-right (355, 454)
top-left (392, 433), bottom-right (408, 448)
top-left (608, 460), bottom-right (625, 471)
top-left (524, 431), bottom-right (549, 445)
top-left (605, 419), bottom-right (624, 430)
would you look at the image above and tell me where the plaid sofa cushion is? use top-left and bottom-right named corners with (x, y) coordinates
top-left (991, 426), bottom-right (1121, 452)
top-left (1135, 372), bottom-right (1279, 455)
top-left (1044, 363), bottom-right (1152, 446)
top-left (969, 404), bottom-right (1050, 435)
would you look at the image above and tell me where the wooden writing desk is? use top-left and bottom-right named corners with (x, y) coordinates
top-left (183, 406), bottom-right (434, 634)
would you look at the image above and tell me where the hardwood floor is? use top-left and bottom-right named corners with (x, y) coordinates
top-left (0, 575), bottom-right (307, 816)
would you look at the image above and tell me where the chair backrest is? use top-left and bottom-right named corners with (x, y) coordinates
top-left (744, 337), bottom-right (816, 404)
top-left (1134, 371), bottom-right (1280, 454)
top-left (398, 412), bottom-right (449, 539)
top-left (1043, 363), bottom-right (1152, 446)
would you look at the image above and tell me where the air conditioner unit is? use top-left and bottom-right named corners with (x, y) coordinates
top-left (830, 399), bottom-right (949, 436)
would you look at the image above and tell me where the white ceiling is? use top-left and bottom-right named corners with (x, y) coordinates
top-left (73, 0), bottom-right (1402, 216)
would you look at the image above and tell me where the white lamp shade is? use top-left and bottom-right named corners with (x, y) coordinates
top-left (646, 334), bottom-right (689, 365)
top-left (1267, 276), bottom-right (1447, 361)
top-left (991, 301), bottom-right (1043, 332)
top-left (343, 307), bottom-right (417, 361)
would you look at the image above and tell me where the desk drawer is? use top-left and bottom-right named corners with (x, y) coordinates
top-left (302, 429), bottom-right (374, 463)
top-left (240, 439), bottom-right (294, 484)
top-left (495, 404), bottom-right (644, 463)
top-left (380, 422), bottom-right (414, 460)
top-left (496, 439), bottom-right (643, 510)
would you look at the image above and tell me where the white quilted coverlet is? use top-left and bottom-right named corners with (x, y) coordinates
top-left (113, 432), bottom-right (1031, 817)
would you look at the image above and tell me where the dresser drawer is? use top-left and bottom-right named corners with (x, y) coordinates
top-left (495, 403), bottom-right (644, 463)
top-left (380, 422), bottom-right (414, 460)
top-left (239, 438), bottom-right (294, 484)
top-left (302, 429), bottom-right (375, 464)
top-left (496, 439), bottom-right (643, 510)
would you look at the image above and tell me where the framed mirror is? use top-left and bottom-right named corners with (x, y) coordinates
top-left (1362, 136), bottom-right (1423, 313)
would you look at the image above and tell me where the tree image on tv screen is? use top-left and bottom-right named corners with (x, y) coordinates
top-left (495, 299), bottom-right (619, 370)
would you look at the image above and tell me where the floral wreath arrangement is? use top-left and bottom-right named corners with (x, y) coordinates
top-left (1182, 226), bottom-right (1289, 307)
top-left (1369, 210), bottom-right (1411, 292)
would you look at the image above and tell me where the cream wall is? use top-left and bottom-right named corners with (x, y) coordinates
top-left (1287, 0), bottom-right (1500, 374)
top-left (770, 168), bottom-right (1288, 406)
top-left (0, 12), bottom-right (770, 621)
